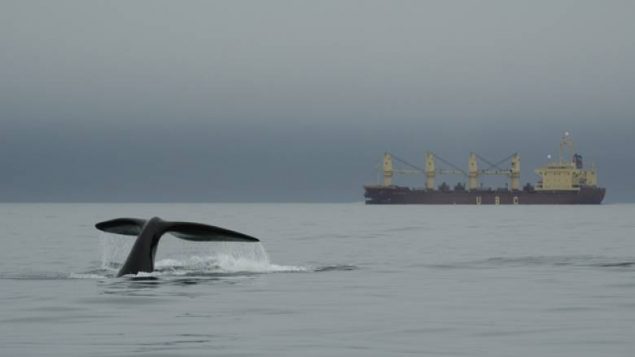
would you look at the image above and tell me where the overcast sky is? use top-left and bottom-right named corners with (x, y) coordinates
top-left (1, 0), bottom-right (633, 202)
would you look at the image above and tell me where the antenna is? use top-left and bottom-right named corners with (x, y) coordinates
top-left (559, 131), bottom-right (575, 164)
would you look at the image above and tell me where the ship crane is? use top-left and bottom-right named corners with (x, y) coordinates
top-left (378, 152), bottom-right (423, 186)
top-left (378, 151), bottom-right (520, 191)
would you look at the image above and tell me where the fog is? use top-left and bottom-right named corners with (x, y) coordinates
top-left (1, 1), bottom-right (633, 202)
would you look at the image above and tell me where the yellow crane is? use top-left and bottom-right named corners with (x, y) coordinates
top-left (379, 151), bottom-right (520, 191)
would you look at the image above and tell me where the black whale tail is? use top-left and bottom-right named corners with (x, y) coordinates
top-left (96, 217), bottom-right (259, 277)
top-left (95, 217), bottom-right (259, 242)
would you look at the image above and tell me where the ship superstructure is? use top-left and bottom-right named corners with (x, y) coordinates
top-left (364, 133), bottom-right (605, 205)
top-left (534, 133), bottom-right (598, 191)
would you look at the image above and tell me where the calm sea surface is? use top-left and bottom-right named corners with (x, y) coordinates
top-left (0, 203), bottom-right (634, 356)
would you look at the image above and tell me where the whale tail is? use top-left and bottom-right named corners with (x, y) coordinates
top-left (96, 217), bottom-right (259, 277)
top-left (95, 217), bottom-right (259, 242)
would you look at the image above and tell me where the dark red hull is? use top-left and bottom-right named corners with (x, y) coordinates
top-left (364, 186), bottom-right (606, 205)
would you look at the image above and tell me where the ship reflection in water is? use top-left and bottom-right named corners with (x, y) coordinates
top-left (364, 133), bottom-right (606, 205)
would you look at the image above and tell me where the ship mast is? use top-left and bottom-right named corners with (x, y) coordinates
top-left (425, 152), bottom-right (435, 190)
top-left (510, 153), bottom-right (521, 191)
top-left (383, 153), bottom-right (393, 186)
top-left (559, 131), bottom-right (575, 165)
top-left (468, 153), bottom-right (479, 190)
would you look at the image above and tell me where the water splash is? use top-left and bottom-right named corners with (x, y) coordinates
top-left (99, 232), bottom-right (133, 270)
top-left (98, 233), bottom-right (307, 276)
top-left (154, 242), bottom-right (308, 274)
top-left (69, 273), bottom-right (109, 279)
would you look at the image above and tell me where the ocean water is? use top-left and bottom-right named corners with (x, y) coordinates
top-left (0, 203), bottom-right (634, 356)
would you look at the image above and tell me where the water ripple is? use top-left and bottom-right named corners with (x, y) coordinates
top-left (422, 255), bottom-right (635, 270)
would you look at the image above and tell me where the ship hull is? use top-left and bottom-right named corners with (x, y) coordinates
top-left (364, 186), bottom-right (606, 205)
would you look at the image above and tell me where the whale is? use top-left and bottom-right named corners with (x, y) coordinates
top-left (95, 217), bottom-right (259, 277)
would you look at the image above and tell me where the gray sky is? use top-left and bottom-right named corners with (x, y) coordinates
top-left (1, 0), bottom-right (634, 202)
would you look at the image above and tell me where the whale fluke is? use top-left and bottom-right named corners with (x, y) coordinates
top-left (163, 222), bottom-right (259, 242)
top-left (96, 216), bottom-right (259, 277)
top-left (95, 218), bottom-right (147, 236)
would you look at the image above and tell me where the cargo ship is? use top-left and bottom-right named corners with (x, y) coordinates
top-left (364, 133), bottom-right (606, 205)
